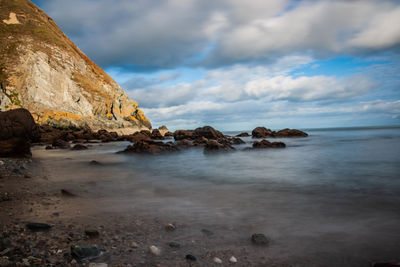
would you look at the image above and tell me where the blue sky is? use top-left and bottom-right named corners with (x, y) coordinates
top-left (32, 0), bottom-right (400, 130)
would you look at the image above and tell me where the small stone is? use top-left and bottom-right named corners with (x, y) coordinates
top-left (61, 189), bottom-right (77, 197)
top-left (168, 241), bottom-right (180, 248)
top-left (201, 229), bottom-right (213, 236)
top-left (85, 228), bottom-right (99, 238)
top-left (0, 258), bottom-right (11, 266)
top-left (165, 223), bottom-right (176, 231)
top-left (130, 242), bottom-right (138, 248)
top-left (0, 160), bottom-right (4, 166)
top-left (26, 222), bottom-right (52, 232)
top-left (71, 259), bottom-right (77, 265)
top-left (149, 245), bottom-right (161, 256)
top-left (185, 254), bottom-right (196, 261)
top-left (229, 256), bottom-right (237, 263)
top-left (251, 233), bottom-right (269, 246)
top-left (213, 257), bottom-right (222, 264)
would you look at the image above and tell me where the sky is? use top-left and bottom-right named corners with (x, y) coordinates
top-left (32, 0), bottom-right (400, 131)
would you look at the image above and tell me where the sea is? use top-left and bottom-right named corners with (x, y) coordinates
top-left (31, 126), bottom-right (400, 264)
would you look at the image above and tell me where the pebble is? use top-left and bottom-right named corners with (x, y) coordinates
top-left (130, 242), bottom-right (138, 248)
top-left (168, 241), bottom-right (180, 248)
top-left (26, 222), bottom-right (52, 232)
top-left (251, 233), bottom-right (270, 246)
top-left (185, 254), bottom-right (196, 261)
top-left (213, 257), bottom-right (222, 264)
top-left (229, 256), bottom-right (238, 263)
top-left (0, 160), bottom-right (4, 166)
top-left (165, 223), bottom-right (176, 231)
top-left (85, 227), bottom-right (100, 238)
top-left (149, 245), bottom-right (161, 256)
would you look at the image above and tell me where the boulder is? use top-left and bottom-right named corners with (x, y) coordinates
top-left (230, 137), bottom-right (245, 145)
top-left (176, 139), bottom-right (194, 148)
top-left (236, 132), bottom-right (250, 137)
top-left (193, 126), bottom-right (224, 140)
top-left (71, 144), bottom-right (88, 150)
top-left (275, 128), bottom-right (308, 137)
top-left (204, 140), bottom-right (235, 153)
top-left (0, 108), bottom-right (40, 157)
top-left (251, 127), bottom-right (274, 138)
top-left (120, 140), bottom-right (179, 154)
top-left (253, 139), bottom-right (286, 148)
top-left (150, 129), bottom-right (164, 140)
top-left (52, 139), bottom-right (71, 149)
top-left (158, 125), bottom-right (169, 136)
top-left (126, 132), bottom-right (152, 143)
top-left (174, 130), bottom-right (195, 140)
top-left (164, 131), bottom-right (174, 137)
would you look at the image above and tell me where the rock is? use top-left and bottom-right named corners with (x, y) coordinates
top-left (164, 131), bottom-right (174, 137)
top-left (253, 140), bottom-right (286, 148)
top-left (275, 128), bottom-right (308, 137)
top-left (85, 228), bottom-right (99, 238)
top-left (89, 160), bottom-right (102, 166)
top-left (193, 136), bottom-right (209, 146)
top-left (168, 241), bottom-right (180, 248)
top-left (251, 233), bottom-right (270, 246)
top-left (126, 132), bottom-right (152, 143)
top-left (252, 127), bottom-right (274, 138)
top-left (0, 109), bottom-right (40, 157)
top-left (61, 189), bottom-right (78, 197)
top-left (26, 222), bottom-right (52, 232)
top-left (204, 140), bottom-right (235, 153)
top-left (174, 130), bottom-right (195, 141)
top-left (150, 129), bottom-right (164, 140)
top-left (229, 256), bottom-right (237, 263)
top-left (158, 125), bottom-right (169, 136)
top-left (71, 246), bottom-right (105, 262)
top-left (52, 139), bottom-right (70, 149)
top-left (0, 160), bottom-right (4, 166)
top-left (45, 145), bottom-right (53, 150)
top-left (149, 245), bottom-right (161, 256)
top-left (230, 137), bottom-right (245, 144)
top-left (0, 238), bottom-right (12, 250)
top-left (130, 242), bottom-right (138, 248)
top-left (185, 254), bottom-right (197, 261)
top-left (176, 139), bottom-right (194, 148)
top-left (193, 126), bottom-right (224, 140)
top-left (71, 144), bottom-right (88, 150)
top-left (213, 257), bottom-right (222, 264)
top-left (236, 132), bottom-right (250, 137)
top-left (0, 258), bottom-right (11, 267)
top-left (165, 223), bottom-right (176, 231)
top-left (119, 140), bottom-right (179, 154)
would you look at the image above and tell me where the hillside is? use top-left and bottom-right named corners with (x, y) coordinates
top-left (0, 0), bottom-right (151, 134)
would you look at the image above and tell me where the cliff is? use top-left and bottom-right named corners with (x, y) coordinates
top-left (0, 0), bottom-right (151, 134)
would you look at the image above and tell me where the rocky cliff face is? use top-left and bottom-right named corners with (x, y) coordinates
top-left (0, 0), bottom-right (151, 134)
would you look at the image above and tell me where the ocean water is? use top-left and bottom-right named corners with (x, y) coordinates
top-left (31, 126), bottom-right (400, 263)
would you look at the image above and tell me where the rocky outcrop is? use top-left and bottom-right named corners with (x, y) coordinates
top-left (0, 108), bottom-right (40, 157)
top-left (252, 127), bottom-right (308, 138)
top-left (0, 0), bottom-right (151, 134)
top-left (253, 140), bottom-right (286, 148)
top-left (174, 126), bottom-right (224, 141)
top-left (119, 141), bottom-right (179, 154)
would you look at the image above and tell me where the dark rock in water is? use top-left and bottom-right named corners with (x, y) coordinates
top-left (89, 160), bottom-right (102, 166)
top-left (252, 127), bottom-right (274, 138)
top-left (168, 241), bottom-right (180, 248)
top-left (236, 132), bottom-right (250, 137)
top-left (45, 145), bottom-right (53, 150)
top-left (373, 263), bottom-right (400, 267)
top-left (185, 254), bottom-right (197, 261)
top-left (0, 108), bottom-right (40, 157)
top-left (26, 222), bottom-right (52, 232)
top-left (251, 233), bottom-right (269, 245)
top-left (71, 246), bottom-right (105, 262)
top-left (174, 130), bottom-right (195, 140)
top-left (71, 144), bottom-right (88, 150)
top-left (176, 139), bottom-right (194, 148)
top-left (164, 131), bottom-right (174, 137)
top-left (126, 132), bottom-right (152, 143)
top-left (120, 140), bottom-right (179, 154)
top-left (193, 126), bottom-right (224, 140)
top-left (52, 139), bottom-right (70, 149)
top-left (61, 189), bottom-right (78, 197)
top-left (204, 140), bottom-right (235, 153)
top-left (140, 130), bottom-right (151, 137)
top-left (201, 229), bottom-right (214, 236)
top-left (230, 137), bottom-right (245, 144)
top-left (275, 128), bottom-right (308, 137)
top-left (253, 139), bottom-right (286, 148)
top-left (193, 136), bottom-right (208, 146)
top-left (85, 228), bottom-right (99, 238)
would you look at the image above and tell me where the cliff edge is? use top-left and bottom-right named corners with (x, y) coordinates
top-left (0, 0), bottom-right (151, 134)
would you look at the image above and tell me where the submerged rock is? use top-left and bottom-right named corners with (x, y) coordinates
top-left (26, 222), bottom-right (52, 232)
top-left (71, 144), bottom-right (88, 150)
top-left (253, 140), bottom-right (286, 148)
top-left (275, 128), bottom-right (308, 137)
top-left (204, 140), bottom-right (235, 153)
top-left (251, 233), bottom-right (270, 246)
top-left (120, 140), bottom-right (179, 154)
top-left (236, 132), bottom-right (250, 137)
top-left (71, 246), bottom-right (106, 262)
top-left (61, 189), bottom-right (78, 197)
